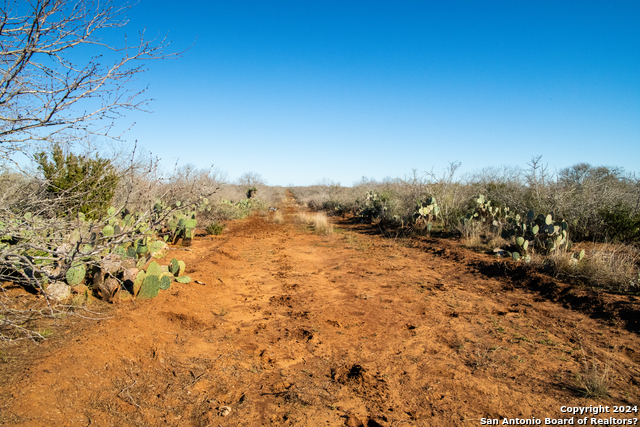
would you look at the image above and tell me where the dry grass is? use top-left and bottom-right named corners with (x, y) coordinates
top-left (458, 222), bottom-right (509, 254)
top-left (576, 351), bottom-right (611, 398)
top-left (271, 210), bottom-right (284, 224)
top-left (294, 212), bottom-right (333, 235)
top-left (545, 244), bottom-right (639, 292)
top-left (458, 221), bottom-right (483, 249)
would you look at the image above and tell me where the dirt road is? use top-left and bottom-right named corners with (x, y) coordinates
top-left (1, 197), bottom-right (639, 426)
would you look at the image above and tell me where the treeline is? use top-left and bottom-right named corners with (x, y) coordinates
top-left (293, 158), bottom-right (640, 244)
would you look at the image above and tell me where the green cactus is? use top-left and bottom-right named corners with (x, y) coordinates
top-left (133, 270), bottom-right (146, 296)
top-left (136, 238), bottom-right (148, 254)
top-left (512, 252), bottom-right (520, 261)
top-left (175, 275), bottom-right (191, 284)
top-left (66, 262), bottom-right (86, 286)
top-left (138, 275), bottom-right (160, 299)
top-left (545, 214), bottom-right (553, 225)
top-left (102, 224), bottom-right (114, 237)
top-left (169, 258), bottom-right (180, 276)
top-left (149, 240), bottom-right (165, 257)
top-left (126, 246), bottom-right (137, 259)
top-left (159, 274), bottom-right (172, 290)
top-left (136, 256), bottom-right (147, 270)
top-left (146, 261), bottom-right (162, 276)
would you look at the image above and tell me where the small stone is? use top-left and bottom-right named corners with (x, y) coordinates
top-left (45, 281), bottom-right (70, 302)
top-left (218, 406), bottom-right (231, 417)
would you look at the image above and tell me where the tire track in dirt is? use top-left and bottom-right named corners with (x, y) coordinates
top-left (1, 198), bottom-right (639, 426)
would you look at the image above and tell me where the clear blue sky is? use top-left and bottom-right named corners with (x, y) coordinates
top-left (112, 1), bottom-right (638, 186)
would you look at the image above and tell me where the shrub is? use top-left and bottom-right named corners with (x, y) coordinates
top-left (246, 186), bottom-right (258, 198)
top-left (34, 143), bottom-right (119, 219)
top-left (206, 222), bottom-right (225, 235)
top-left (600, 204), bottom-right (640, 243)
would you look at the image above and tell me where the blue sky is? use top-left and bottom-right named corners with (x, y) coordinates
top-left (110, 1), bottom-right (638, 186)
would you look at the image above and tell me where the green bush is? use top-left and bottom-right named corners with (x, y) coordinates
top-left (206, 222), bottom-right (225, 235)
top-left (34, 143), bottom-right (119, 219)
top-left (246, 186), bottom-right (258, 198)
top-left (600, 204), bottom-right (640, 243)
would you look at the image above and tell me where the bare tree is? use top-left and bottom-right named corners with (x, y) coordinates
top-left (423, 161), bottom-right (463, 229)
top-left (237, 171), bottom-right (265, 188)
top-left (524, 155), bottom-right (551, 211)
top-left (0, 0), bottom-right (176, 164)
top-left (0, 0), bottom-right (197, 342)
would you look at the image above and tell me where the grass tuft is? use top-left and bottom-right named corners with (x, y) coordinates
top-left (295, 212), bottom-right (333, 235)
top-left (545, 244), bottom-right (639, 292)
top-left (576, 351), bottom-right (611, 398)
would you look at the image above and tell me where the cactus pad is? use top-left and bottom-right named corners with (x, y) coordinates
top-left (169, 258), bottom-right (180, 276)
top-left (133, 270), bottom-right (146, 296)
top-left (126, 246), bottom-right (137, 259)
top-left (138, 275), bottom-right (160, 299)
top-left (66, 262), bottom-right (86, 286)
top-left (146, 261), bottom-right (162, 276)
top-left (159, 274), bottom-right (172, 290)
top-left (136, 256), bottom-right (147, 270)
top-left (102, 225), bottom-right (114, 237)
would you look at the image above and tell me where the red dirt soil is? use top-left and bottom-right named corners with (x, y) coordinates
top-left (1, 194), bottom-right (639, 426)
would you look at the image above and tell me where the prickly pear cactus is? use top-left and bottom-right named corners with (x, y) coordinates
top-left (138, 275), bottom-right (160, 299)
top-left (159, 274), bottom-right (172, 290)
top-left (113, 246), bottom-right (126, 257)
top-left (146, 261), bottom-right (162, 276)
top-left (133, 270), bottom-right (146, 296)
top-left (176, 275), bottom-right (191, 284)
top-left (150, 240), bottom-right (166, 258)
top-left (102, 225), bottom-right (114, 237)
top-left (126, 246), bottom-right (137, 259)
top-left (169, 258), bottom-right (180, 276)
top-left (66, 262), bottom-right (86, 286)
top-left (136, 256), bottom-right (147, 270)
